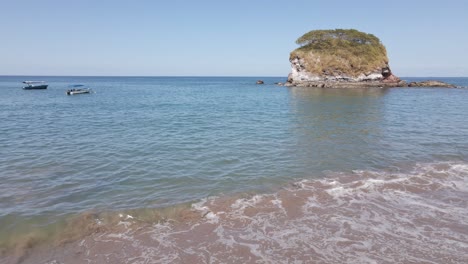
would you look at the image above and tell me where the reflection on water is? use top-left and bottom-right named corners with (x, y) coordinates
top-left (288, 87), bottom-right (389, 173)
top-left (288, 86), bottom-right (468, 172)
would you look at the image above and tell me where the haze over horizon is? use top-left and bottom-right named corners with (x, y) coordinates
top-left (2, 0), bottom-right (467, 77)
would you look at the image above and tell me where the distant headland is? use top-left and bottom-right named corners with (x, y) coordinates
top-left (284, 29), bottom-right (455, 88)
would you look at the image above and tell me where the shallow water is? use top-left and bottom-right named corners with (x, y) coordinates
top-left (1, 76), bottom-right (468, 262)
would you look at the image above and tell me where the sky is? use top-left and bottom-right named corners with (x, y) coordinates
top-left (1, 0), bottom-right (467, 77)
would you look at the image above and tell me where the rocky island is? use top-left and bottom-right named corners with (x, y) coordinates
top-left (285, 29), bottom-right (455, 88)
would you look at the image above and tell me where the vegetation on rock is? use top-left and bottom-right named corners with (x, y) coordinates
top-left (290, 29), bottom-right (389, 77)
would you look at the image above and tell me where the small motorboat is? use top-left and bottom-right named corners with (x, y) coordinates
top-left (67, 89), bottom-right (91, 95)
top-left (23, 81), bottom-right (48, 89)
top-left (66, 85), bottom-right (92, 95)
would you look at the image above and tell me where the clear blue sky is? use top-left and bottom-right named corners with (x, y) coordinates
top-left (1, 0), bottom-right (467, 77)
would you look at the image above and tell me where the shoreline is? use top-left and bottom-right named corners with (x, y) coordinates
top-left (3, 162), bottom-right (468, 264)
top-left (2, 161), bottom-right (467, 263)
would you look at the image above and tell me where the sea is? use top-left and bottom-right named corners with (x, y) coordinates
top-left (0, 76), bottom-right (467, 263)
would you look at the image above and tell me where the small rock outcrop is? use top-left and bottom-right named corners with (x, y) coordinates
top-left (408, 80), bottom-right (456, 88)
top-left (256, 80), bottom-right (264, 85)
top-left (285, 29), bottom-right (406, 88)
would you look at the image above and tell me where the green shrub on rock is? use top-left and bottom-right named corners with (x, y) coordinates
top-left (290, 29), bottom-right (389, 77)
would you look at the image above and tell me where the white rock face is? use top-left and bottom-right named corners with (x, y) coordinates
top-left (289, 57), bottom-right (321, 81)
top-left (356, 73), bottom-right (384, 82)
top-left (288, 56), bottom-right (384, 84)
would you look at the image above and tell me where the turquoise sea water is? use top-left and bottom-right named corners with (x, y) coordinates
top-left (1, 76), bottom-right (468, 260)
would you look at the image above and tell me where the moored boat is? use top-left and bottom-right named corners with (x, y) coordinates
top-left (66, 85), bottom-right (92, 95)
top-left (23, 81), bottom-right (48, 89)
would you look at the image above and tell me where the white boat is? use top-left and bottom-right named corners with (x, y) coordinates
top-left (67, 85), bottom-right (92, 95)
top-left (23, 81), bottom-right (48, 89)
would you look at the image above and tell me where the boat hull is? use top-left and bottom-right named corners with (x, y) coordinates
top-left (23, 85), bottom-right (48, 90)
top-left (67, 89), bottom-right (91, 95)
